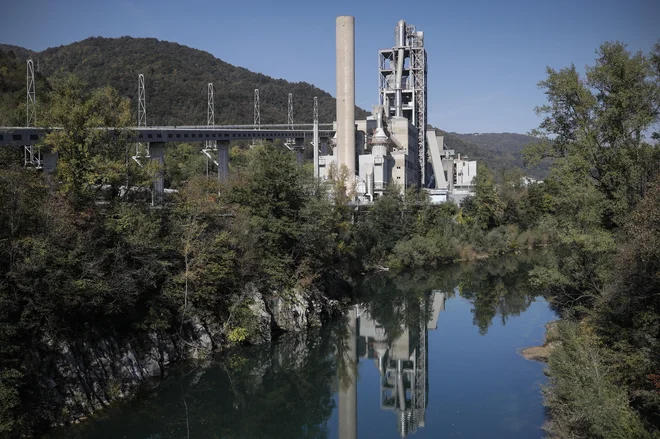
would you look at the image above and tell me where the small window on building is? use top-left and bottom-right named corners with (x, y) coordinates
top-left (184, 134), bottom-right (188, 138)
top-left (147, 134), bottom-right (153, 139)
top-left (157, 134), bottom-right (162, 138)
top-left (176, 134), bottom-right (181, 138)
top-left (168, 134), bottom-right (173, 138)
top-left (30, 134), bottom-right (38, 141)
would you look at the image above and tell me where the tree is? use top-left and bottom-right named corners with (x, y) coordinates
top-left (469, 164), bottom-right (505, 229)
top-left (41, 75), bottom-right (144, 203)
top-left (524, 41), bottom-right (660, 228)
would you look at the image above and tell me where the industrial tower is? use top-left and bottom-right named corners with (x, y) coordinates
top-left (378, 20), bottom-right (428, 186)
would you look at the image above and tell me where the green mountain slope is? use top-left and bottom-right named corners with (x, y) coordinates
top-left (440, 131), bottom-right (550, 179)
top-left (1, 37), bottom-right (369, 126)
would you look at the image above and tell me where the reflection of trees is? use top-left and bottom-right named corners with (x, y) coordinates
top-left (356, 251), bottom-right (550, 337)
top-left (57, 328), bottom-right (337, 439)
top-left (355, 272), bottom-right (436, 342)
top-left (459, 252), bottom-right (549, 335)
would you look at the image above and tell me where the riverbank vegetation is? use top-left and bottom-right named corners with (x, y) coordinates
top-left (523, 41), bottom-right (660, 437)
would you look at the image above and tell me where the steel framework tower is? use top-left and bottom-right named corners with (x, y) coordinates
top-left (203, 83), bottom-right (219, 171)
top-left (287, 93), bottom-right (294, 129)
top-left (133, 74), bottom-right (149, 164)
top-left (254, 89), bottom-right (260, 129)
top-left (378, 21), bottom-right (428, 186)
top-left (24, 59), bottom-right (41, 167)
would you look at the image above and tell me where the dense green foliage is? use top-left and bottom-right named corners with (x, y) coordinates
top-left (518, 41), bottom-right (660, 438)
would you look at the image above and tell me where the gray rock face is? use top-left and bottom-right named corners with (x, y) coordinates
top-left (245, 283), bottom-right (272, 345)
top-left (46, 283), bottom-right (343, 426)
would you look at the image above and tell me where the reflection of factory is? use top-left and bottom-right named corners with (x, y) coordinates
top-left (338, 291), bottom-right (447, 439)
top-left (317, 17), bottom-right (476, 204)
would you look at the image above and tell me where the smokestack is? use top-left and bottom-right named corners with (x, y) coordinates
top-left (336, 16), bottom-right (356, 177)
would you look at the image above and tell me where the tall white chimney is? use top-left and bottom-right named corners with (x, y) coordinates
top-left (336, 16), bottom-right (356, 177)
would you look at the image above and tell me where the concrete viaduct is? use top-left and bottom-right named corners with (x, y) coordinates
top-left (0, 123), bottom-right (335, 199)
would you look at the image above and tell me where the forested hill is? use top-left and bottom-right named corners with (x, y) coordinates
top-left (0, 37), bottom-right (369, 126)
top-left (440, 131), bottom-right (550, 179)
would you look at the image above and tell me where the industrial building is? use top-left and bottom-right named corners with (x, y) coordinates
top-left (318, 17), bottom-right (477, 204)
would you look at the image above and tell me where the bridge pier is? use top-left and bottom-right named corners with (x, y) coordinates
top-left (42, 150), bottom-right (58, 173)
top-left (217, 141), bottom-right (229, 181)
top-left (150, 142), bottom-right (165, 205)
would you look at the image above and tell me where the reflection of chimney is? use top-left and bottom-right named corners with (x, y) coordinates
top-left (336, 16), bottom-right (356, 177)
top-left (338, 307), bottom-right (358, 439)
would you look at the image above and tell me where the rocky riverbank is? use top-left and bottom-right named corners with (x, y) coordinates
top-left (42, 284), bottom-right (345, 426)
top-left (520, 320), bottom-right (559, 362)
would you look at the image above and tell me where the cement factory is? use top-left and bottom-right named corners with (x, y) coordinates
top-left (318, 16), bottom-right (477, 203)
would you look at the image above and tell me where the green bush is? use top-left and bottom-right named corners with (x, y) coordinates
top-left (543, 321), bottom-right (653, 439)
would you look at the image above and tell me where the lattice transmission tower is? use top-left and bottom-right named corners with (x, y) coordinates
top-left (202, 83), bottom-right (219, 171)
top-left (287, 93), bottom-right (294, 129)
top-left (253, 89), bottom-right (260, 129)
top-left (24, 59), bottom-right (42, 167)
top-left (285, 92), bottom-right (297, 151)
top-left (132, 74), bottom-right (149, 165)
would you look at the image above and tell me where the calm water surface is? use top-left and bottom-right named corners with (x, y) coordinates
top-left (52, 253), bottom-right (555, 439)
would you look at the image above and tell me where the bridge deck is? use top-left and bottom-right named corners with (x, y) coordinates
top-left (0, 124), bottom-right (335, 147)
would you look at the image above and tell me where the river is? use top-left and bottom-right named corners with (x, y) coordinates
top-left (49, 253), bottom-right (555, 439)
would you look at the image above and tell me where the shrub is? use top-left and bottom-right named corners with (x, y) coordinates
top-left (543, 321), bottom-right (652, 439)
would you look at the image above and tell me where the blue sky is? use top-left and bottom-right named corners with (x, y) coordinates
top-left (1, 0), bottom-right (658, 133)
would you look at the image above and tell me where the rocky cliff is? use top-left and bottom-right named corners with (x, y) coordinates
top-left (44, 285), bottom-right (343, 425)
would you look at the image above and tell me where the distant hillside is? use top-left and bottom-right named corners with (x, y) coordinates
top-left (440, 131), bottom-right (550, 179)
top-left (1, 37), bottom-right (369, 126)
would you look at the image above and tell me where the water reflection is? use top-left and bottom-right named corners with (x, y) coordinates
top-left (50, 252), bottom-right (551, 439)
top-left (337, 291), bottom-right (446, 439)
top-left (336, 251), bottom-right (549, 438)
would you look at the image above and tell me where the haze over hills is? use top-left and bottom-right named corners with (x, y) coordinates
top-left (0, 37), bottom-right (546, 177)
